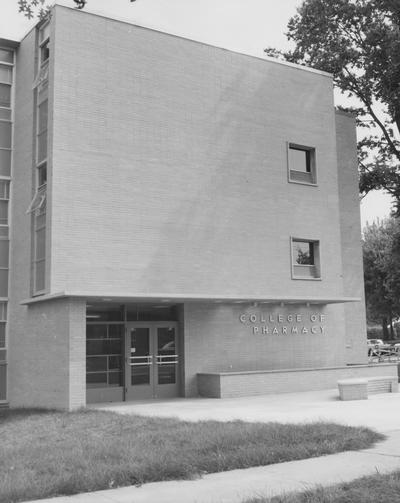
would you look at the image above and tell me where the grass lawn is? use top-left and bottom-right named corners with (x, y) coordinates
top-left (246, 470), bottom-right (400, 503)
top-left (1, 408), bottom-right (384, 503)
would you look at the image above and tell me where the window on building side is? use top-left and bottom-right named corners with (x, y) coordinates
top-left (37, 99), bottom-right (48, 164)
top-left (0, 52), bottom-right (13, 181)
top-left (288, 143), bottom-right (316, 185)
top-left (39, 23), bottom-right (50, 66)
top-left (0, 47), bottom-right (12, 403)
top-left (0, 302), bottom-right (6, 348)
top-left (31, 53), bottom-right (48, 295)
top-left (291, 238), bottom-right (321, 279)
top-left (37, 163), bottom-right (47, 188)
top-left (0, 49), bottom-right (13, 65)
top-left (0, 180), bottom-right (9, 226)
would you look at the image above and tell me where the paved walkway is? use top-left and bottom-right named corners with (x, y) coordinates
top-left (22, 390), bottom-right (400, 503)
top-left (95, 388), bottom-right (400, 432)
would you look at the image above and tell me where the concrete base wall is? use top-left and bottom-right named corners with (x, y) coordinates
top-left (197, 364), bottom-right (398, 398)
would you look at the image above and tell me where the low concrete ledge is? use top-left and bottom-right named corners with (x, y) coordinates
top-left (338, 379), bottom-right (368, 401)
top-left (338, 375), bottom-right (398, 401)
top-left (197, 364), bottom-right (399, 399)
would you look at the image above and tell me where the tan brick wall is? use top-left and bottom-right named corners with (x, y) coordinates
top-left (68, 298), bottom-right (86, 410)
top-left (7, 19), bottom-right (88, 411)
top-left (6, 7), bottom-right (367, 406)
top-left (7, 29), bottom-right (36, 406)
top-left (183, 302), bottom-right (346, 396)
top-left (9, 298), bottom-right (68, 408)
top-left (50, 6), bottom-right (344, 302)
top-left (8, 297), bottom-right (86, 410)
top-left (335, 111), bottom-right (367, 364)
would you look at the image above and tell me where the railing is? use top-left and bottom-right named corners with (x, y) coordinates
top-left (129, 355), bottom-right (152, 366)
top-left (368, 346), bottom-right (400, 363)
top-left (156, 354), bottom-right (179, 365)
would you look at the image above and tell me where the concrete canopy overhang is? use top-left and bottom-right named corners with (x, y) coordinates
top-left (21, 292), bottom-right (360, 306)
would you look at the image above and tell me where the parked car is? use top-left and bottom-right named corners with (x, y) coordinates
top-left (368, 339), bottom-right (384, 347)
top-left (367, 339), bottom-right (384, 356)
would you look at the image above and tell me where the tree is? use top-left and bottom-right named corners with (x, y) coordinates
top-left (17, 0), bottom-right (86, 19)
top-left (265, 0), bottom-right (400, 213)
top-left (17, 0), bottom-right (136, 19)
top-left (363, 218), bottom-right (400, 338)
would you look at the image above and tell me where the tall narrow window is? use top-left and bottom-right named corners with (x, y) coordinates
top-left (31, 29), bottom-right (49, 295)
top-left (37, 99), bottom-right (48, 164)
top-left (0, 180), bottom-right (9, 297)
top-left (0, 57), bottom-right (12, 178)
top-left (39, 22), bottom-right (50, 66)
top-left (0, 301), bottom-right (6, 401)
top-left (0, 46), bottom-right (12, 404)
top-left (34, 198), bottom-right (46, 292)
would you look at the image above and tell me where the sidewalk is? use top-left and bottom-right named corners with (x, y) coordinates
top-left (21, 390), bottom-right (400, 503)
top-left (95, 388), bottom-right (400, 432)
top-left (24, 430), bottom-right (400, 503)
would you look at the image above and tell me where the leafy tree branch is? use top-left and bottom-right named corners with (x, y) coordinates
top-left (265, 0), bottom-right (400, 213)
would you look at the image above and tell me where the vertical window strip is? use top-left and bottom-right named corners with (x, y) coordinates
top-left (33, 73), bottom-right (48, 294)
top-left (0, 47), bottom-right (11, 401)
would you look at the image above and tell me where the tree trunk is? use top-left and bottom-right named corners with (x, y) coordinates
top-left (382, 318), bottom-right (389, 340)
top-left (390, 319), bottom-right (395, 338)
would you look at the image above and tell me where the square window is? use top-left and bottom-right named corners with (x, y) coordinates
top-left (288, 143), bottom-right (316, 185)
top-left (291, 238), bottom-right (321, 279)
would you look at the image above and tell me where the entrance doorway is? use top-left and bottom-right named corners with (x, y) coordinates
top-left (125, 322), bottom-right (179, 400)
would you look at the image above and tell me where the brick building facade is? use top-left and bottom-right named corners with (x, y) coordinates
top-left (0, 5), bottom-right (390, 409)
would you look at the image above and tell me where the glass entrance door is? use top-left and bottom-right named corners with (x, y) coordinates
top-left (125, 322), bottom-right (179, 400)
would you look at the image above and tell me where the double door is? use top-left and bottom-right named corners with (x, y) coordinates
top-left (125, 322), bottom-right (179, 400)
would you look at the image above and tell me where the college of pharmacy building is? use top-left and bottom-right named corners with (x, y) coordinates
top-left (0, 5), bottom-right (394, 410)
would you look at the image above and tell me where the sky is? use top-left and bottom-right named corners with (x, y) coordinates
top-left (0, 0), bottom-right (393, 227)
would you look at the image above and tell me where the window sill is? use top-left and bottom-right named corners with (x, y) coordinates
top-left (291, 276), bottom-right (322, 281)
top-left (288, 179), bottom-right (318, 187)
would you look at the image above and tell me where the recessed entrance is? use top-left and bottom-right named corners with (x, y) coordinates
top-left (86, 303), bottom-right (181, 404)
top-left (125, 322), bottom-right (179, 400)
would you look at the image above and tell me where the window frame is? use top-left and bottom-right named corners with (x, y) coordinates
top-left (0, 49), bottom-right (14, 180)
top-left (287, 143), bottom-right (317, 186)
top-left (290, 237), bottom-right (321, 280)
top-left (36, 92), bottom-right (48, 165)
top-left (38, 22), bottom-right (50, 67)
top-left (32, 50), bottom-right (48, 296)
top-left (0, 46), bottom-right (13, 403)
